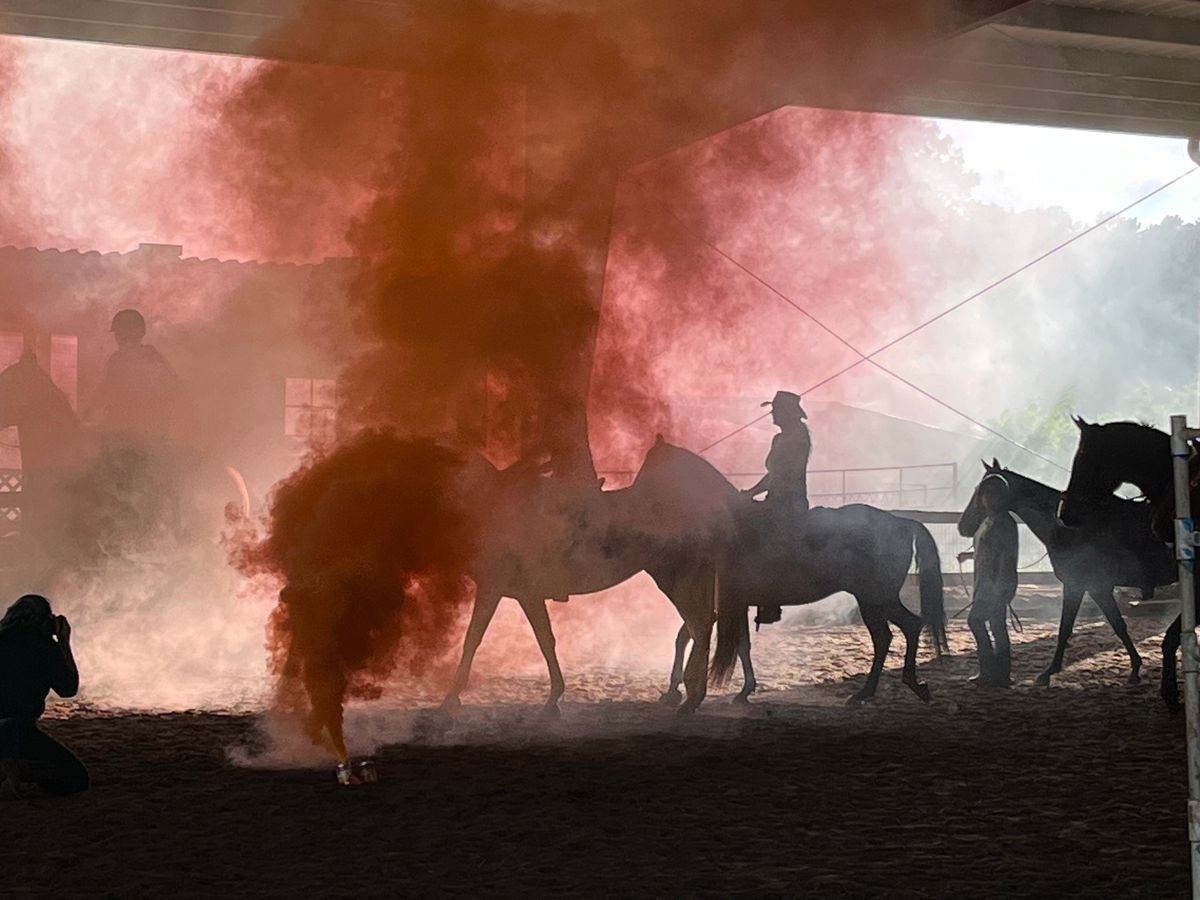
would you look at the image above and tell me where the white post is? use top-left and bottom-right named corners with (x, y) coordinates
top-left (1171, 414), bottom-right (1200, 894)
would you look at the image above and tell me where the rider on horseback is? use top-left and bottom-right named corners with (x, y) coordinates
top-left (88, 310), bottom-right (186, 445)
top-left (86, 309), bottom-right (191, 544)
top-left (743, 390), bottom-right (812, 626)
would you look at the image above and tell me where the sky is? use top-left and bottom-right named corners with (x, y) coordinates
top-left (938, 118), bottom-right (1200, 226)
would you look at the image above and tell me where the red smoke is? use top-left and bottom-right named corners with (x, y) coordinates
top-left (231, 432), bottom-right (475, 757)
top-left (214, 1), bottom-right (963, 750)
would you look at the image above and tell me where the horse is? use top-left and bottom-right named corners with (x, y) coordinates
top-left (1058, 418), bottom-right (1198, 711)
top-left (710, 497), bottom-right (948, 707)
top-left (442, 435), bottom-right (736, 716)
top-left (961, 459), bottom-right (1174, 686)
top-left (0, 352), bottom-right (95, 584)
top-left (0, 353), bottom-right (249, 588)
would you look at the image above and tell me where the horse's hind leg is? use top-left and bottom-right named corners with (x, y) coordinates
top-left (442, 591), bottom-right (502, 712)
top-left (848, 601), bottom-right (892, 706)
top-left (515, 595), bottom-right (566, 718)
top-left (1036, 586), bottom-right (1082, 687)
top-left (659, 624), bottom-right (690, 707)
top-left (886, 596), bottom-right (931, 703)
top-left (1092, 587), bottom-right (1142, 684)
top-left (733, 618), bottom-right (758, 705)
top-left (679, 613), bottom-right (712, 714)
top-left (1163, 614), bottom-right (1182, 714)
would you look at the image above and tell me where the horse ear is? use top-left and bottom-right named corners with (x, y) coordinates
top-left (1072, 415), bottom-right (1090, 429)
top-left (991, 457), bottom-right (1001, 472)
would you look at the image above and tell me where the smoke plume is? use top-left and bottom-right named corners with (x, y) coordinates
top-left (211, 1), bottom-right (964, 754)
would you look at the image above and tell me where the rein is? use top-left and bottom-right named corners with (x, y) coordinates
top-left (952, 552), bottom-right (1024, 634)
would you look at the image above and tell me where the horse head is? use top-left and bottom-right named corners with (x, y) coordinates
top-left (1059, 419), bottom-right (1171, 526)
top-left (959, 457), bottom-right (1005, 537)
top-left (0, 352), bottom-right (77, 433)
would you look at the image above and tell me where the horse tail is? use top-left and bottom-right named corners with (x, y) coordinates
top-left (710, 560), bottom-right (742, 686)
top-left (910, 520), bottom-right (948, 655)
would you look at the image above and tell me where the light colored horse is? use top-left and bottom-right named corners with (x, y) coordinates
top-left (443, 435), bottom-right (735, 715)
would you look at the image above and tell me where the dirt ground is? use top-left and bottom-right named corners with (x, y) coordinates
top-left (6, 589), bottom-right (1190, 898)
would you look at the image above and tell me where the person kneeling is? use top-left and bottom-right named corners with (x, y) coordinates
top-left (0, 595), bottom-right (88, 796)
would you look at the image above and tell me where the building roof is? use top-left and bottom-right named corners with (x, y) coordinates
top-left (897, 0), bottom-right (1200, 137)
top-left (0, 2), bottom-right (1196, 138)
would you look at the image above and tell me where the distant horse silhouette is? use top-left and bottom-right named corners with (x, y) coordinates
top-left (442, 436), bottom-right (735, 716)
top-left (1059, 418), bottom-right (1196, 711)
top-left (710, 502), bottom-right (948, 706)
top-left (0, 353), bottom-right (247, 586)
top-left (0, 353), bottom-right (94, 582)
top-left (962, 459), bottom-right (1173, 686)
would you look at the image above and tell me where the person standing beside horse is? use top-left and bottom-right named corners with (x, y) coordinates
top-left (743, 390), bottom-right (812, 626)
top-left (957, 473), bottom-right (1019, 687)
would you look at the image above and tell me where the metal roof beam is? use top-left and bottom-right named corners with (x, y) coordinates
top-left (899, 96), bottom-right (1196, 136)
top-left (932, 58), bottom-right (1200, 105)
top-left (916, 78), bottom-right (1200, 121)
top-left (903, 81), bottom-right (1200, 134)
top-left (938, 34), bottom-right (1200, 84)
top-left (1000, 3), bottom-right (1200, 50)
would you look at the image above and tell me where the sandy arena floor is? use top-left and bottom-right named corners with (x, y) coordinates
top-left (7, 589), bottom-right (1190, 898)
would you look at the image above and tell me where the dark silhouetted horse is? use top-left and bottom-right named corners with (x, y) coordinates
top-left (710, 495), bottom-right (948, 706)
top-left (963, 459), bottom-right (1173, 685)
top-left (1059, 418), bottom-right (1197, 711)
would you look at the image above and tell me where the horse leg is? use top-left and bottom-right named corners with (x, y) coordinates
top-left (1162, 614), bottom-right (1183, 714)
top-left (678, 614), bottom-right (712, 715)
top-left (515, 594), bottom-right (566, 718)
top-left (887, 598), bottom-right (931, 703)
top-left (1092, 587), bottom-right (1142, 684)
top-left (659, 623), bottom-right (690, 707)
top-left (1036, 586), bottom-right (1083, 687)
top-left (848, 601), bottom-right (892, 706)
top-left (733, 615), bottom-right (758, 705)
top-left (442, 591), bottom-right (502, 712)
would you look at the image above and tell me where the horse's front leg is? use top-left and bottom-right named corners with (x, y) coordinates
top-left (442, 590), bottom-right (502, 712)
top-left (733, 616), bottom-right (757, 705)
top-left (516, 595), bottom-right (566, 718)
top-left (1036, 586), bottom-right (1082, 687)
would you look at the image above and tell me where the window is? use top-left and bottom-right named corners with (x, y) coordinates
top-left (284, 377), bottom-right (337, 444)
top-left (0, 333), bottom-right (23, 470)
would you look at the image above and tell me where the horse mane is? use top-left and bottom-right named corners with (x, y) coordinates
top-left (637, 436), bottom-right (742, 501)
top-left (0, 356), bottom-right (77, 423)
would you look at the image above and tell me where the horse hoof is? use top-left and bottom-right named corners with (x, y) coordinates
top-left (676, 701), bottom-right (700, 717)
top-left (732, 693), bottom-right (752, 707)
top-left (1034, 673), bottom-right (1051, 687)
top-left (540, 702), bottom-right (561, 721)
top-left (845, 692), bottom-right (868, 708)
top-left (439, 695), bottom-right (463, 716)
top-left (658, 689), bottom-right (683, 707)
top-left (1127, 671), bottom-right (1141, 685)
top-left (909, 682), bottom-right (932, 703)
